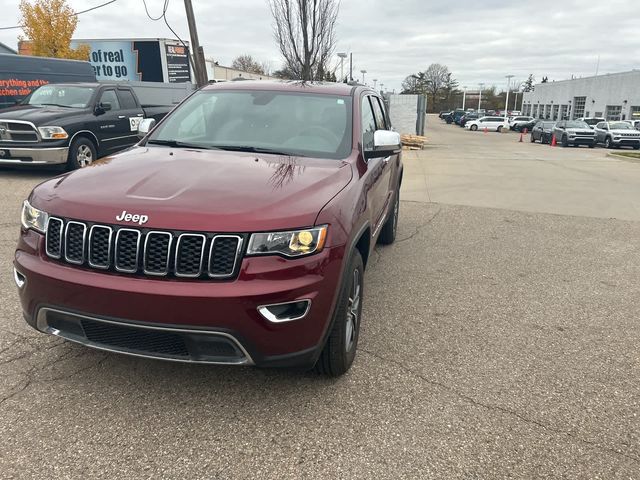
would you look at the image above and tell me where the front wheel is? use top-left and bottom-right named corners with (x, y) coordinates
top-left (605, 137), bottom-right (614, 149)
top-left (633, 145), bottom-right (640, 150)
top-left (497, 126), bottom-right (503, 133)
top-left (561, 135), bottom-right (569, 147)
top-left (588, 143), bottom-right (595, 148)
top-left (470, 124), bottom-right (478, 131)
top-left (530, 133), bottom-right (536, 143)
top-left (315, 250), bottom-right (364, 377)
top-left (67, 137), bottom-right (97, 170)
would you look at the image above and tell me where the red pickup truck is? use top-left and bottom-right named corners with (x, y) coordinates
top-left (15, 81), bottom-right (403, 376)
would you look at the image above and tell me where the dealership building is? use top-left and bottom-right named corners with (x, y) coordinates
top-left (521, 70), bottom-right (640, 122)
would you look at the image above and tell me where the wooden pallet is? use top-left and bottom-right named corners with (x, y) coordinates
top-left (401, 134), bottom-right (427, 149)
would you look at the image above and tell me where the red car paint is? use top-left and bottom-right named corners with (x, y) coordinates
top-left (14, 81), bottom-right (402, 369)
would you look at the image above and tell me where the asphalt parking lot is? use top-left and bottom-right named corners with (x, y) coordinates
top-left (1, 117), bottom-right (640, 478)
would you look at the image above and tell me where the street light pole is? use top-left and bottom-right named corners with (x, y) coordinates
top-left (361, 70), bottom-right (367, 85)
top-left (478, 82), bottom-right (484, 111)
top-left (373, 78), bottom-right (378, 89)
top-left (504, 75), bottom-right (514, 120)
top-left (462, 86), bottom-right (467, 110)
top-left (337, 52), bottom-right (347, 83)
top-left (184, 0), bottom-right (208, 87)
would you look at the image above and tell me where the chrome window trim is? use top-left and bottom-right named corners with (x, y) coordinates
top-left (208, 235), bottom-right (243, 278)
top-left (64, 221), bottom-right (87, 265)
top-left (45, 217), bottom-right (64, 259)
top-left (143, 231), bottom-right (173, 276)
top-left (114, 228), bottom-right (141, 273)
top-left (174, 233), bottom-right (206, 278)
top-left (88, 225), bottom-right (113, 269)
top-left (36, 307), bottom-right (254, 366)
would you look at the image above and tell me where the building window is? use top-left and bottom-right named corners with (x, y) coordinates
top-left (533, 105), bottom-right (538, 117)
top-left (560, 105), bottom-right (568, 120)
top-left (631, 106), bottom-right (640, 119)
top-left (552, 105), bottom-right (559, 120)
top-left (595, 112), bottom-right (603, 117)
top-left (545, 105), bottom-right (551, 119)
top-left (606, 105), bottom-right (622, 121)
top-left (572, 96), bottom-right (586, 119)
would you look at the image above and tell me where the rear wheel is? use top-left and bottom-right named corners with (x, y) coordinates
top-left (470, 124), bottom-right (478, 131)
top-left (67, 137), bottom-right (97, 170)
top-left (315, 250), bottom-right (364, 377)
top-left (378, 189), bottom-right (399, 245)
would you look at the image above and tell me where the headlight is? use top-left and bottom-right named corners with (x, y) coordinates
top-left (21, 200), bottom-right (48, 233)
top-left (247, 226), bottom-right (328, 257)
top-left (38, 126), bottom-right (68, 140)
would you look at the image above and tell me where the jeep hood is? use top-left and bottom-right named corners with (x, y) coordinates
top-left (610, 129), bottom-right (640, 135)
top-left (30, 146), bottom-right (353, 232)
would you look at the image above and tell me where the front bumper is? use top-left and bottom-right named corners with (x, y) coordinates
top-left (15, 229), bottom-right (345, 368)
top-left (612, 138), bottom-right (640, 146)
top-left (568, 136), bottom-right (596, 145)
top-left (0, 146), bottom-right (68, 165)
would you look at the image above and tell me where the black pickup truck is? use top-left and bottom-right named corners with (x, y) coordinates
top-left (0, 83), bottom-right (173, 169)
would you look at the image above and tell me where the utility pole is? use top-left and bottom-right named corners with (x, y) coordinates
top-left (478, 82), bottom-right (484, 111)
top-left (462, 86), bottom-right (467, 110)
top-left (349, 53), bottom-right (353, 82)
top-left (184, 0), bottom-right (208, 87)
top-left (504, 75), bottom-right (514, 119)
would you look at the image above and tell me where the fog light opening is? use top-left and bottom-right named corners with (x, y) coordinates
top-left (13, 268), bottom-right (26, 289)
top-left (258, 300), bottom-right (311, 323)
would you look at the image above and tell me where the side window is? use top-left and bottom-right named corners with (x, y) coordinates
top-left (117, 89), bottom-right (137, 110)
top-left (371, 97), bottom-right (388, 130)
top-left (99, 90), bottom-right (120, 111)
top-left (361, 96), bottom-right (376, 150)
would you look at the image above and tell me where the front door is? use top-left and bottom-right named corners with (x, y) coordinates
top-left (94, 88), bottom-right (131, 154)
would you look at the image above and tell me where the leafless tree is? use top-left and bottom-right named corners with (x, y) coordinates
top-left (231, 54), bottom-right (266, 74)
top-left (268, 0), bottom-right (339, 81)
top-left (423, 64), bottom-right (451, 105)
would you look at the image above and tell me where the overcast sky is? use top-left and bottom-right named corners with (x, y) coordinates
top-left (1, 0), bottom-right (639, 91)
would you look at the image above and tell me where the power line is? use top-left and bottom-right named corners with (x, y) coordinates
top-left (0, 0), bottom-right (117, 31)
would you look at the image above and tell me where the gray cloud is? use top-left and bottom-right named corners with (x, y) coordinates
top-left (1, 0), bottom-right (639, 91)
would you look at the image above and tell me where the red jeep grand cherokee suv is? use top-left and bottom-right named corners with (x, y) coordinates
top-left (14, 81), bottom-right (403, 376)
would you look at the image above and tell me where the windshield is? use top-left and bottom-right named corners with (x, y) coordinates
top-left (25, 85), bottom-right (95, 108)
top-left (566, 121), bottom-right (589, 128)
top-left (147, 90), bottom-right (353, 160)
top-left (610, 122), bottom-right (632, 130)
top-left (583, 118), bottom-right (603, 125)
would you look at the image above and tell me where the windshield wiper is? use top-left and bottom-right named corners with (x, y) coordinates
top-left (213, 145), bottom-right (302, 157)
top-left (146, 139), bottom-right (214, 150)
top-left (36, 103), bottom-right (73, 108)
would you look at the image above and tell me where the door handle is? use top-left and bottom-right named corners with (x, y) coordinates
top-left (118, 115), bottom-right (126, 119)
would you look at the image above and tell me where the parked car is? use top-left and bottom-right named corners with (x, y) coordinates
top-left (438, 110), bottom-right (450, 119)
top-left (14, 81), bottom-right (403, 377)
top-left (509, 116), bottom-right (535, 130)
top-left (0, 83), bottom-right (176, 170)
top-left (576, 117), bottom-right (605, 129)
top-left (465, 116), bottom-right (509, 132)
top-left (530, 121), bottom-right (556, 144)
top-left (553, 120), bottom-right (596, 148)
top-left (514, 119), bottom-right (536, 133)
top-left (622, 119), bottom-right (640, 130)
top-left (450, 109), bottom-right (466, 125)
top-left (459, 112), bottom-right (480, 127)
top-left (594, 121), bottom-right (640, 149)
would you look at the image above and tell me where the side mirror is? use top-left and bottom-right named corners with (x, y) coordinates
top-left (366, 130), bottom-right (401, 159)
top-left (95, 102), bottom-right (111, 115)
top-left (137, 118), bottom-right (156, 138)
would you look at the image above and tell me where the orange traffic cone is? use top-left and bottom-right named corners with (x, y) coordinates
top-left (551, 134), bottom-right (557, 147)
top-left (484, 127), bottom-right (488, 134)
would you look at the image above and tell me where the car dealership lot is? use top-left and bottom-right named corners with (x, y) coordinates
top-left (2, 118), bottom-right (640, 478)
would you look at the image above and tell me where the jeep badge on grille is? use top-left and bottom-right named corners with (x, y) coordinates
top-left (116, 210), bottom-right (149, 225)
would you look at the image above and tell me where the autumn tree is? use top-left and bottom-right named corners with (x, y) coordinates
top-left (268, 0), bottom-right (339, 81)
top-left (231, 54), bottom-right (266, 75)
top-left (19, 0), bottom-right (89, 60)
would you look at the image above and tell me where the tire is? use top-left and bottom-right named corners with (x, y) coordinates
top-left (67, 137), bottom-right (97, 170)
top-left (378, 189), bottom-right (399, 245)
top-left (605, 137), bottom-right (613, 149)
top-left (561, 135), bottom-right (569, 147)
top-left (497, 126), bottom-right (503, 133)
top-left (530, 133), bottom-right (536, 143)
top-left (470, 124), bottom-right (478, 131)
top-left (314, 250), bottom-right (364, 377)
top-left (541, 135), bottom-right (547, 145)
top-left (588, 143), bottom-right (595, 148)
top-left (633, 145), bottom-right (640, 150)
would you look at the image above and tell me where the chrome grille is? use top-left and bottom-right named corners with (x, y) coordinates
top-left (0, 120), bottom-right (39, 142)
top-left (46, 217), bottom-right (243, 280)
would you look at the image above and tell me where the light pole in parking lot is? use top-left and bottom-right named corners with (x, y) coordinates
top-left (361, 70), bottom-right (367, 85)
top-left (504, 75), bottom-right (514, 119)
top-left (337, 53), bottom-right (347, 82)
top-left (462, 86), bottom-right (467, 110)
top-left (478, 83), bottom-right (484, 111)
top-left (373, 79), bottom-right (378, 90)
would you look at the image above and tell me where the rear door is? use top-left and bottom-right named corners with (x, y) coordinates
top-left (116, 88), bottom-right (145, 148)
top-left (94, 88), bottom-right (132, 154)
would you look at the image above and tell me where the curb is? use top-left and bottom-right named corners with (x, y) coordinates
top-left (607, 152), bottom-right (640, 162)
